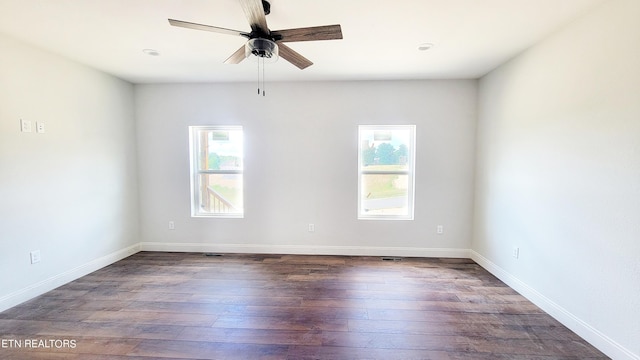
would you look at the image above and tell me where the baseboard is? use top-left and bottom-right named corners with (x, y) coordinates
top-left (139, 242), bottom-right (471, 258)
top-left (0, 243), bottom-right (141, 313)
top-left (470, 250), bottom-right (638, 360)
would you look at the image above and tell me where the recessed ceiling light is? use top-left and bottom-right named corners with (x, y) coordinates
top-left (142, 49), bottom-right (160, 56)
top-left (417, 43), bottom-right (434, 51)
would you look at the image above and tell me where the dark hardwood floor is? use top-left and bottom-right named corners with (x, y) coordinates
top-left (0, 252), bottom-right (608, 359)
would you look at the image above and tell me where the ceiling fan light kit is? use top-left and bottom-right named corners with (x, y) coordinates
top-left (169, 0), bottom-right (343, 95)
top-left (246, 38), bottom-right (278, 62)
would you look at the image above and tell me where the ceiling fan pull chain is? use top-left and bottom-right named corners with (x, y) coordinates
top-left (262, 57), bottom-right (266, 97)
top-left (257, 59), bottom-right (261, 95)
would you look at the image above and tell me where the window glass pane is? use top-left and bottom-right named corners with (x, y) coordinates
top-left (358, 125), bottom-right (415, 220)
top-left (361, 174), bottom-right (409, 215)
top-left (190, 125), bottom-right (244, 218)
top-left (198, 174), bottom-right (243, 214)
top-left (199, 129), bottom-right (243, 171)
top-left (360, 129), bottom-right (411, 171)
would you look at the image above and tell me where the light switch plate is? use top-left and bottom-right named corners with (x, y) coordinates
top-left (21, 119), bottom-right (32, 133)
top-left (30, 250), bottom-right (41, 264)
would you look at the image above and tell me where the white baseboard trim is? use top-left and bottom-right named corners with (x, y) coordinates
top-left (470, 250), bottom-right (638, 360)
top-left (0, 243), bottom-right (141, 313)
top-left (139, 242), bottom-right (471, 259)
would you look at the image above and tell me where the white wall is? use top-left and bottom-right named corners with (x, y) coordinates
top-left (473, 0), bottom-right (640, 358)
top-left (135, 80), bottom-right (477, 256)
top-left (0, 33), bottom-right (140, 311)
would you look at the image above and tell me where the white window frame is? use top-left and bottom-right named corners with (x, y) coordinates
top-left (357, 125), bottom-right (416, 220)
top-left (189, 125), bottom-right (244, 218)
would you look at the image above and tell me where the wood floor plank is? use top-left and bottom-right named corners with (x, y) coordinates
top-left (232, 305), bottom-right (370, 320)
top-left (286, 344), bottom-right (455, 360)
top-left (176, 327), bottom-right (324, 346)
top-left (211, 314), bottom-right (349, 332)
top-left (128, 339), bottom-right (289, 359)
top-left (84, 310), bottom-right (218, 327)
top-left (35, 321), bottom-right (186, 341)
top-left (0, 252), bottom-right (609, 359)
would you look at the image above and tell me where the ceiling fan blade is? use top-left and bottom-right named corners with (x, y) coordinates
top-left (168, 19), bottom-right (248, 37)
top-left (273, 25), bottom-right (343, 42)
top-left (277, 42), bottom-right (313, 70)
top-left (239, 0), bottom-right (269, 34)
top-left (224, 45), bottom-right (247, 64)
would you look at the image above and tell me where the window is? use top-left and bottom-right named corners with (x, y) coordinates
top-left (358, 125), bottom-right (416, 220)
top-left (189, 126), bottom-right (243, 218)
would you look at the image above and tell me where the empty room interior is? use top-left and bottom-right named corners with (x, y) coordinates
top-left (0, 0), bottom-right (638, 359)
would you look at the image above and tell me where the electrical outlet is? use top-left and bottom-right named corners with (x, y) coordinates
top-left (36, 122), bottom-right (45, 133)
top-left (308, 223), bottom-right (315, 232)
top-left (512, 247), bottom-right (520, 259)
top-left (168, 221), bottom-right (175, 230)
top-left (436, 225), bottom-right (444, 234)
top-left (30, 250), bottom-right (41, 264)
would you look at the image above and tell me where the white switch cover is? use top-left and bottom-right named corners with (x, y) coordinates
top-left (21, 119), bottom-right (32, 133)
top-left (30, 250), bottom-right (41, 264)
top-left (168, 221), bottom-right (175, 230)
top-left (36, 122), bottom-right (45, 133)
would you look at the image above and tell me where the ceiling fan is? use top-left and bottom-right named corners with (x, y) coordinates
top-left (168, 0), bottom-right (343, 70)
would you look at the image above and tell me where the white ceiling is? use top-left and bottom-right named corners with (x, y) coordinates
top-left (0, 0), bottom-right (605, 84)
